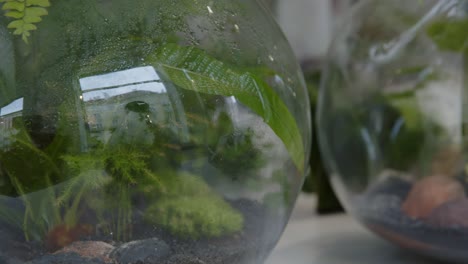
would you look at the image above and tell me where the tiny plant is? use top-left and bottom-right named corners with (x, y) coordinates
top-left (0, 0), bottom-right (50, 43)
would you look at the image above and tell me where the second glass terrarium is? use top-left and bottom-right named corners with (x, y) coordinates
top-left (0, 0), bottom-right (311, 263)
top-left (319, 0), bottom-right (468, 262)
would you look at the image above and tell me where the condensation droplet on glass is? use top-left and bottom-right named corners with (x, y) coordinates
top-left (207, 6), bottom-right (214, 14)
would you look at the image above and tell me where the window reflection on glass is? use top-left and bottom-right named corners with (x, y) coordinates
top-left (0, 97), bottom-right (23, 147)
top-left (77, 67), bottom-right (174, 147)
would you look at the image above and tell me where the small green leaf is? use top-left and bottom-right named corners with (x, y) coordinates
top-left (2, 0), bottom-right (50, 43)
top-left (2, 1), bottom-right (25, 11)
top-left (5, 10), bottom-right (24, 18)
top-left (146, 44), bottom-right (305, 172)
top-left (7, 19), bottom-right (24, 28)
top-left (427, 19), bottom-right (468, 52)
top-left (25, 0), bottom-right (49, 7)
top-left (23, 15), bottom-right (41, 23)
top-left (24, 6), bottom-right (47, 16)
top-left (22, 22), bottom-right (36, 31)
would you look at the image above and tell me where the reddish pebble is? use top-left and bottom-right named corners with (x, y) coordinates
top-left (401, 175), bottom-right (465, 219)
top-left (55, 241), bottom-right (114, 263)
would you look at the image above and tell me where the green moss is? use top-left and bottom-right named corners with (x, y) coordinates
top-left (144, 196), bottom-right (243, 239)
top-left (157, 171), bottom-right (213, 197)
top-left (144, 171), bottom-right (244, 239)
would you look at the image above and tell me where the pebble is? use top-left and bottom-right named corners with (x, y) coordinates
top-left (427, 198), bottom-right (468, 228)
top-left (165, 254), bottom-right (206, 264)
top-left (28, 252), bottom-right (108, 264)
top-left (55, 241), bottom-right (114, 263)
top-left (110, 238), bottom-right (170, 264)
top-left (0, 253), bottom-right (22, 264)
top-left (401, 175), bottom-right (465, 219)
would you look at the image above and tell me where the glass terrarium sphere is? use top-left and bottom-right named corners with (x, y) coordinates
top-left (0, 0), bottom-right (311, 263)
top-left (318, 0), bottom-right (468, 262)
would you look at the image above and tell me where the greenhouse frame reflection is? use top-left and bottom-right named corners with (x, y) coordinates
top-left (77, 66), bottom-right (175, 147)
top-left (0, 97), bottom-right (23, 147)
top-left (79, 66), bottom-right (167, 102)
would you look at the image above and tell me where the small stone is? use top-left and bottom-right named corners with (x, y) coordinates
top-left (165, 254), bottom-right (206, 264)
top-left (401, 175), bottom-right (465, 219)
top-left (427, 198), bottom-right (468, 228)
top-left (110, 238), bottom-right (170, 264)
top-left (55, 241), bottom-right (114, 263)
top-left (29, 252), bottom-right (107, 264)
top-left (0, 253), bottom-right (22, 264)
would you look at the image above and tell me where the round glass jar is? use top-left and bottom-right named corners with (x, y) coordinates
top-left (318, 0), bottom-right (468, 262)
top-left (0, 0), bottom-right (311, 263)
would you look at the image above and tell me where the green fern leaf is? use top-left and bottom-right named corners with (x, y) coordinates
top-left (147, 44), bottom-right (306, 173)
top-left (8, 19), bottom-right (26, 29)
top-left (1, 0), bottom-right (49, 43)
top-left (2, 1), bottom-right (24, 11)
top-left (25, 0), bottom-right (49, 7)
top-left (5, 10), bottom-right (22, 18)
top-left (25, 6), bottom-right (46, 15)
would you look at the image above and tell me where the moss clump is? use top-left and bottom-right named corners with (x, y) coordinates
top-left (144, 172), bottom-right (244, 239)
top-left (144, 196), bottom-right (243, 239)
top-left (157, 171), bottom-right (213, 197)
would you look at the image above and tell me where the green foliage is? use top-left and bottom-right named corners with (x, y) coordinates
top-left (324, 95), bottom-right (430, 192)
top-left (12, 179), bottom-right (60, 241)
top-left (145, 196), bottom-right (243, 239)
top-left (143, 171), bottom-right (243, 239)
top-left (146, 44), bottom-right (305, 173)
top-left (427, 18), bottom-right (468, 52)
top-left (105, 148), bottom-right (156, 185)
top-left (358, 97), bottom-right (427, 171)
top-left (58, 154), bottom-right (110, 226)
top-left (155, 171), bottom-right (212, 197)
top-left (60, 147), bottom-right (161, 241)
top-left (383, 99), bottom-right (426, 170)
top-left (1, 125), bottom-right (61, 194)
top-left (1, 0), bottom-right (50, 43)
top-left (210, 127), bottom-right (265, 180)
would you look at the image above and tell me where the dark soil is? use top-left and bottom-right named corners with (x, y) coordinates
top-left (356, 176), bottom-right (468, 262)
top-left (131, 199), bottom-right (283, 264)
top-left (0, 199), bottom-right (282, 264)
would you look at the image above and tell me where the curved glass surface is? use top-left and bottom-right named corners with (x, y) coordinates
top-left (0, 0), bottom-right (311, 263)
top-left (319, 0), bottom-right (468, 262)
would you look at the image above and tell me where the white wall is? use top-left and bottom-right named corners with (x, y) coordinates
top-left (276, 0), bottom-right (333, 60)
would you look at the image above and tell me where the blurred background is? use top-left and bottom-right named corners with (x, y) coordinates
top-left (263, 1), bottom-right (462, 264)
top-left (261, 0), bottom-right (354, 214)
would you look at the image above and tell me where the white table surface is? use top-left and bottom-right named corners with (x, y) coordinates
top-left (265, 194), bottom-right (444, 264)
